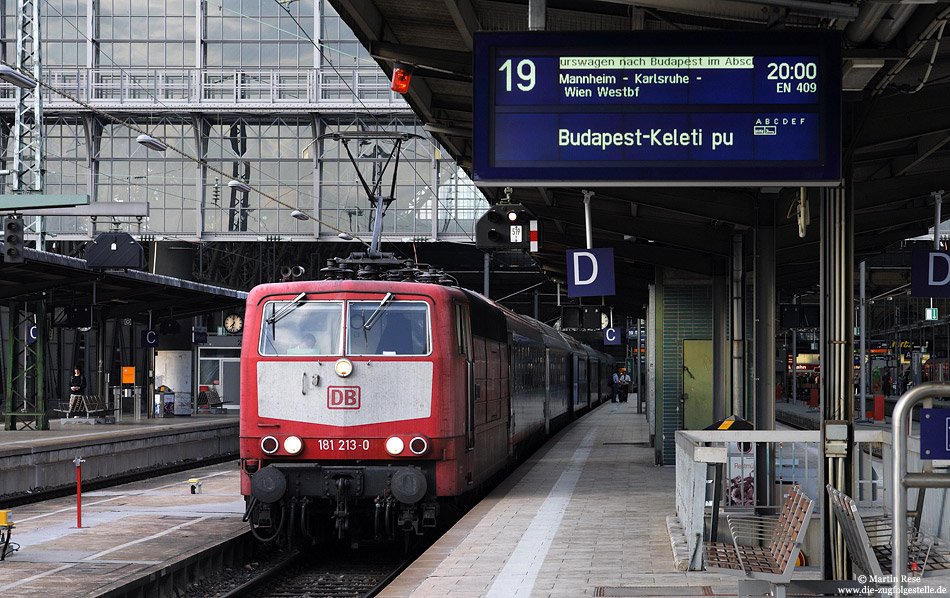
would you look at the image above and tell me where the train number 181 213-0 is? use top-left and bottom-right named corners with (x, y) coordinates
top-left (317, 439), bottom-right (371, 451)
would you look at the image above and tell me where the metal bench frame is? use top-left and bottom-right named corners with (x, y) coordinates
top-left (826, 484), bottom-right (950, 580)
top-left (705, 484), bottom-right (815, 598)
top-left (52, 394), bottom-right (109, 419)
top-left (197, 389), bottom-right (226, 413)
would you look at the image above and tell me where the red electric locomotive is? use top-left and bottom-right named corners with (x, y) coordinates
top-left (239, 259), bottom-right (612, 545)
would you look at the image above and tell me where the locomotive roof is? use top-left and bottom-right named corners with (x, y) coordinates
top-left (246, 279), bottom-right (607, 360)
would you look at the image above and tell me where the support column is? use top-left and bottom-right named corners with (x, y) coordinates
top-left (731, 234), bottom-right (745, 417)
top-left (712, 274), bottom-right (729, 423)
top-left (4, 300), bottom-right (49, 430)
top-left (754, 200), bottom-right (776, 508)
top-left (820, 185), bottom-right (854, 579)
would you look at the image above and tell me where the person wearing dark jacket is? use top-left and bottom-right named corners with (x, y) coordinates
top-left (69, 367), bottom-right (86, 395)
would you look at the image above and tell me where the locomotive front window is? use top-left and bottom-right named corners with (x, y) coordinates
top-left (259, 301), bottom-right (343, 356)
top-left (346, 301), bottom-right (430, 356)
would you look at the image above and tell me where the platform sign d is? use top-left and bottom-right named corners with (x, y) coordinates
top-left (920, 409), bottom-right (950, 460)
top-left (912, 250), bottom-right (950, 297)
top-left (603, 327), bottom-right (621, 346)
top-left (566, 248), bottom-right (615, 297)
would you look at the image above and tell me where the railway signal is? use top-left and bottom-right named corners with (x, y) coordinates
top-left (475, 203), bottom-right (540, 250)
top-left (2, 215), bottom-right (24, 263)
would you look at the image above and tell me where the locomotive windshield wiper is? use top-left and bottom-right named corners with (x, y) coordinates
top-left (266, 292), bottom-right (307, 325)
top-left (363, 292), bottom-right (394, 330)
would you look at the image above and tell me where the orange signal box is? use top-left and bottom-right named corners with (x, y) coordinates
top-left (121, 366), bottom-right (135, 384)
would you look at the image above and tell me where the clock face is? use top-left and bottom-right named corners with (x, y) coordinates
top-left (224, 313), bottom-right (244, 334)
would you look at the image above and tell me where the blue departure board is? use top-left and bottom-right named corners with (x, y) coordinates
top-left (472, 31), bottom-right (841, 186)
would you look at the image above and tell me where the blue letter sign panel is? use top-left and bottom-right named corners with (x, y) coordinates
top-left (567, 248), bottom-right (615, 297)
top-left (911, 250), bottom-right (950, 298)
top-left (473, 31), bottom-right (841, 186)
top-left (604, 327), bottom-right (621, 346)
top-left (920, 409), bottom-right (950, 460)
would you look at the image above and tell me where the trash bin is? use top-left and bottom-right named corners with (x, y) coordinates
top-left (154, 386), bottom-right (175, 417)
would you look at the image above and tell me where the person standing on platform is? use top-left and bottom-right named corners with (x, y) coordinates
top-left (881, 370), bottom-right (891, 397)
top-left (619, 368), bottom-right (631, 402)
top-left (611, 368), bottom-right (620, 402)
top-left (68, 366), bottom-right (86, 413)
top-left (70, 366), bottom-right (86, 395)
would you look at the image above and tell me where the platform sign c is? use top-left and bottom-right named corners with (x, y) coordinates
top-left (141, 329), bottom-right (158, 347)
top-left (27, 325), bottom-right (37, 344)
top-left (603, 327), bottom-right (621, 345)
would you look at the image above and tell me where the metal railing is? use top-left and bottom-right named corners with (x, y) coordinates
top-left (891, 383), bottom-right (950, 594)
top-left (0, 67), bottom-right (410, 108)
top-left (676, 428), bottom-right (887, 571)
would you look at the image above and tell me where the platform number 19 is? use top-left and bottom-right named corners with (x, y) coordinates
top-left (499, 59), bottom-right (536, 92)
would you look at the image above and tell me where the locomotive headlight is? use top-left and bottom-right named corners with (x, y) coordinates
top-left (334, 358), bottom-right (353, 377)
top-left (409, 436), bottom-right (429, 455)
top-left (385, 436), bottom-right (405, 455)
top-left (260, 436), bottom-right (279, 454)
top-left (283, 435), bottom-right (304, 455)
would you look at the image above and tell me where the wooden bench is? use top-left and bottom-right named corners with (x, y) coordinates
top-left (197, 389), bottom-right (226, 413)
top-left (826, 484), bottom-right (950, 580)
top-left (705, 484), bottom-right (815, 598)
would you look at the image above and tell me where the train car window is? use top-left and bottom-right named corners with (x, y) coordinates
top-left (347, 301), bottom-right (430, 356)
top-left (258, 301), bottom-right (343, 356)
top-left (456, 304), bottom-right (472, 358)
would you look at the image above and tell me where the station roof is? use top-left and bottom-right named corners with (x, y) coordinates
top-left (330, 0), bottom-right (950, 317)
top-left (0, 248), bottom-right (247, 322)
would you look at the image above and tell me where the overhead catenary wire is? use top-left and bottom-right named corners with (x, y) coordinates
top-left (274, 0), bottom-right (479, 244)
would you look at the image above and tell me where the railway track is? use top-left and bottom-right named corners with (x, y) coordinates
top-left (0, 453), bottom-right (237, 509)
top-left (218, 546), bottom-right (414, 598)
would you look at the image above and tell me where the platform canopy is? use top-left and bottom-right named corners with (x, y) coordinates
top-left (329, 0), bottom-right (950, 317)
top-left (0, 248), bottom-right (246, 322)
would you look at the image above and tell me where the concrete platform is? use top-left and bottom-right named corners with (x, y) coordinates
top-left (379, 400), bottom-right (949, 598)
top-left (378, 400), bottom-right (747, 598)
top-left (0, 461), bottom-right (248, 598)
top-left (0, 415), bottom-right (239, 498)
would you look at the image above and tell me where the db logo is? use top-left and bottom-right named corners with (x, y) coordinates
top-left (328, 386), bottom-right (360, 409)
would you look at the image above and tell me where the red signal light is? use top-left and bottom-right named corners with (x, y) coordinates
top-left (391, 63), bottom-right (413, 94)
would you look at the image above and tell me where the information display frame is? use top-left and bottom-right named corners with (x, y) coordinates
top-left (473, 30), bottom-right (841, 187)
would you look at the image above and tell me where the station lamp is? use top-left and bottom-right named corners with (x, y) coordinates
top-left (290, 210), bottom-right (310, 221)
top-left (0, 64), bottom-right (36, 89)
top-left (135, 134), bottom-right (167, 152)
top-left (228, 179), bottom-right (252, 193)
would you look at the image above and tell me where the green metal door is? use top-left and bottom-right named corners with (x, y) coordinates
top-left (683, 339), bottom-right (713, 430)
